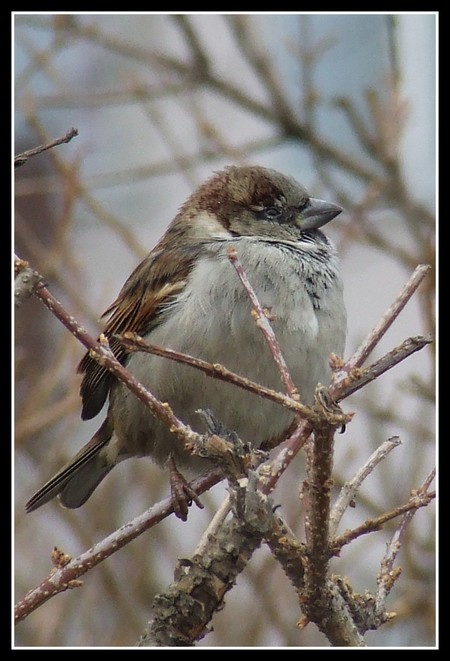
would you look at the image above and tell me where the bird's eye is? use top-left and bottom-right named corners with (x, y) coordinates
top-left (263, 206), bottom-right (282, 219)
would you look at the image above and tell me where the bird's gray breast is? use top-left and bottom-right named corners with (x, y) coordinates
top-left (111, 236), bottom-right (346, 463)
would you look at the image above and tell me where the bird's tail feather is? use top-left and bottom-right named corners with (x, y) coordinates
top-left (26, 419), bottom-right (113, 513)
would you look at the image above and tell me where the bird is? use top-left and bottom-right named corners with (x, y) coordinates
top-left (26, 165), bottom-right (347, 519)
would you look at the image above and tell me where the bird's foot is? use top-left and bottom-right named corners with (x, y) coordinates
top-left (167, 455), bottom-right (204, 521)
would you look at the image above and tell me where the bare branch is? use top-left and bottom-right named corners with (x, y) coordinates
top-left (329, 436), bottom-right (402, 537)
top-left (295, 387), bottom-right (364, 645)
top-left (317, 580), bottom-right (366, 646)
top-left (259, 419), bottom-right (313, 496)
top-left (14, 127), bottom-right (78, 167)
top-left (14, 468), bottom-right (223, 624)
top-left (23, 112), bottom-right (145, 257)
top-left (117, 331), bottom-right (316, 421)
top-left (331, 486), bottom-right (435, 553)
top-left (227, 244), bottom-right (298, 398)
top-left (138, 502), bottom-right (264, 646)
top-left (333, 335), bottom-right (433, 401)
top-left (138, 446), bottom-right (273, 646)
top-left (15, 257), bottom-right (202, 449)
top-left (374, 468), bottom-right (436, 613)
top-left (334, 264), bottom-right (431, 377)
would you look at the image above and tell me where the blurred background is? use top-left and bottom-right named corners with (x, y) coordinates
top-left (14, 13), bottom-right (436, 648)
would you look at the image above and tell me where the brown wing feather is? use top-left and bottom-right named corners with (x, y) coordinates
top-left (78, 243), bottom-right (199, 420)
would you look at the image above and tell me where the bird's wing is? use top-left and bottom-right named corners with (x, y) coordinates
top-left (78, 243), bottom-right (202, 420)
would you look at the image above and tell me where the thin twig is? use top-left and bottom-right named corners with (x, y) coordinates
top-left (259, 419), bottom-right (313, 496)
top-left (117, 332), bottom-right (316, 421)
top-left (329, 436), bottom-right (402, 538)
top-left (332, 335), bottom-right (433, 401)
top-left (334, 264), bottom-right (431, 378)
top-left (374, 468), bottom-right (436, 613)
top-left (14, 256), bottom-right (199, 450)
top-left (14, 127), bottom-right (78, 167)
top-left (227, 245), bottom-right (298, 398)
top-left (14, 469), bottom-right (223, 624)
top-left (331, 487), bottom-right (435, 553)
top-left (194, 495), bottom-right (232, 556)
top-left (23, 113), bottom-right (145, 258)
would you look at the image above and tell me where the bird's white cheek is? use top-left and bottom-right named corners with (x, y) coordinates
top-left (188, 211), bottom-right (234, 240)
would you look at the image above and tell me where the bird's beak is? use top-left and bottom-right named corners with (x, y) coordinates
top-left (297, 198), bottom-right (343, 230)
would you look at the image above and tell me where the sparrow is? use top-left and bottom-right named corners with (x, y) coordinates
top-left (26, 165), bottom-right (346, 518)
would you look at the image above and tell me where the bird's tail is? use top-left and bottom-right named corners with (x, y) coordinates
top-left (26, 418), bottom-right (114, 512)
